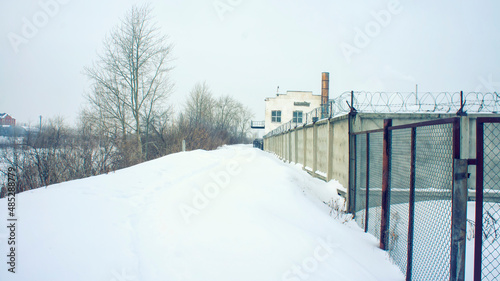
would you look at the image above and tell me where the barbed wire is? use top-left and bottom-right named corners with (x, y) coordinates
top-left (343, 91), bottom-right (500, 113)
top-left (264, 91), bottom-right (500, 138)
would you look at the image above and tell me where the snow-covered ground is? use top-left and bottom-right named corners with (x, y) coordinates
top-left (0, 145), bottom-right (403, 281)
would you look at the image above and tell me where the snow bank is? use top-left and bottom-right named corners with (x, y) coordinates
top-left (0, 145), bottom-right (403, 281)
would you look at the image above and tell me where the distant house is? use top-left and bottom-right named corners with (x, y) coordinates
top-left (0, 113), bottom-right (16, 126)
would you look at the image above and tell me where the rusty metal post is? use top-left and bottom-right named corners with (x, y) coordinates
top-left (348, 114), bottom-right (357, 214)
top-left (351, 90), bottom-right (354, 111)
top-left (474, 120), bottom-right (484, 281)
top-left (453, 118), bottom-right (461, 160)
top-left (406, 127), bottom-right (416, 281)
top-left (451, 159), bottom-right (468, 281)
top-left (457, 91), bottom-right (466, 116)
top-left (461, 90), bottom-right (464, 109)
top-left (380, 119), bottom-right (392, 250)
top-left (365, 133), bottom-right (370, 233)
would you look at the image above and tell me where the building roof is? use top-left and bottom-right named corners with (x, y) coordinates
top-left (0, 113), bottom-right (8, 119)
top-left (265, 90), bottom-right (319, 101)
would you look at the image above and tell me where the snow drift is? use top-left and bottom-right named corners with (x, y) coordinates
top-left (0, 145), bottom-right (403, 281)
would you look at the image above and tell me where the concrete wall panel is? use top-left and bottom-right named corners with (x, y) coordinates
top-left (332, 118), bottom-right (349, 188)
top-left (297, 127), bottom-right (304, 164)
top-left (305, 126), bottom-right (314, 170)
top-left (316, 122), bottom-right (329, 174)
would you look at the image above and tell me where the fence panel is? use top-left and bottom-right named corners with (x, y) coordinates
top-left (388, 128), bottom-right (412, 276)
top-left (475, 119), bottom-right (500, 281)
top-left (354, 119), bottom-right (457, 281)
top-left (368, 132), bottom-right (383, 240)
top-left (355, 134), bottom-right (367, 229)
top-left (354, 131), bottom-right (384, 239)
top-left (412, 123), bottom-right (454, 281)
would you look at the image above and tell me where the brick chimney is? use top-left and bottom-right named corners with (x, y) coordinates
top-left (321, 72), bottom-right (329, 118)
top-left (321, 72), bottom-right (329, 105)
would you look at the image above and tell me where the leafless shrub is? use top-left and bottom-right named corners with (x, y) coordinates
top-left (326, 199), bottom-right (353, 224)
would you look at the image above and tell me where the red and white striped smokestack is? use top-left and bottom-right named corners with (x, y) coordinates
top-left (321, 72), bottom-right (329, 106)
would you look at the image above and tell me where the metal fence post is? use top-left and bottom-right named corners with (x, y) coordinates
top-left (348, 114), bottom-right (357, 214)
top-left (406, 127), bottom-right (416, 281)
top-left (474, 120), bottom-right (484, 281)
top-left (351, 90), bottom-right (354, 112)
top-left (365, 133), bottom-right (370, 233)
top-left (380, 119), bottom-right (392, 250)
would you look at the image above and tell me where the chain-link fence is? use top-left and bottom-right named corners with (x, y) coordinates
top-left (388, 128), bottom-right (412, 277)
top-left (355, 134), bottom-right (367, 230)
top-left (475, 118), bottom-right (500, 281)
top-left (368, 132), bottom-right (384, 240)
top-left (411, 123), bottom-right (454, 281)
top-left (264, 111), bottom-right (500, 280)
top-left (354, 118), bottom-right (458, 281)
top-left (354, 131), bottom-right (384, 240)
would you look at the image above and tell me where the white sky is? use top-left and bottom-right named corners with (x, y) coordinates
top-left (1, 0), bottom-right (500, 125)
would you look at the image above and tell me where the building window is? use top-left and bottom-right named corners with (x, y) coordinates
top-left (271, 110), bottom-right (281, 122)
top-left (293, 111), bottom-right (303, 123)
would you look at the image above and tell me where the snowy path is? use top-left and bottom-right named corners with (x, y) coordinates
top-left (0, 145), bottom-right (403, 281)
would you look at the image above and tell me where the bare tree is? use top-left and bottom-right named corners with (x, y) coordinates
top-left (185, 82), bottom-right (215, 126)
top-left (214, 95), bottom-right (237, 131)
top-left (181, 82), bottom-right (254, 150)
top-left (234, 104), bottom-right (253, 141)
top-left (84, 4), bottom-right (173, 162)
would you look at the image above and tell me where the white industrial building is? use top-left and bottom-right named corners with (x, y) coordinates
top-left (263, 91), bottom-right (322, 134)
top-left (250, 72), bottom-right (330, 135)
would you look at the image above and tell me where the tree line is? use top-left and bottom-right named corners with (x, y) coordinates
top-left (0, 5), bottom-right (253, 197)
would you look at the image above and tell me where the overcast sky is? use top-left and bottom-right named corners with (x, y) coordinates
top-left (1, 0), bottom-right (500, 126)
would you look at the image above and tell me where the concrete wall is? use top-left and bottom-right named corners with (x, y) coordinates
top-left (264, 113), bottom-right (351, 190)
